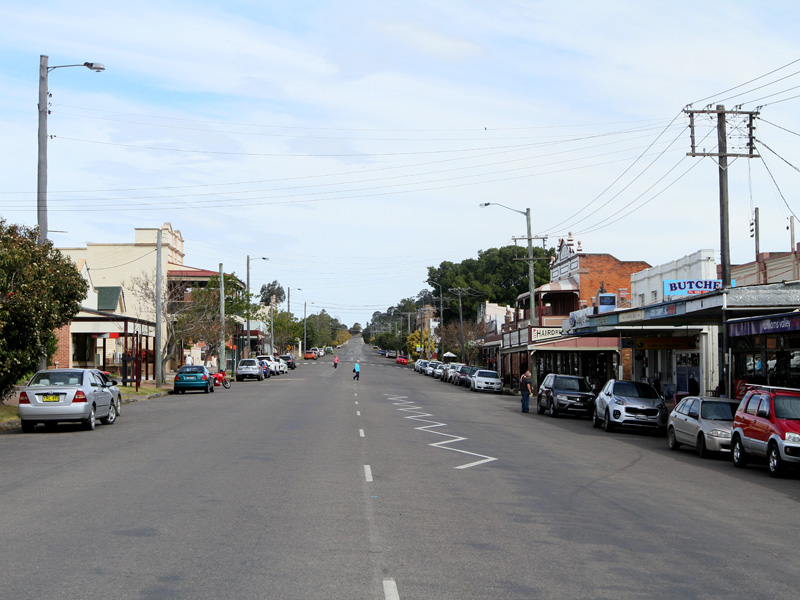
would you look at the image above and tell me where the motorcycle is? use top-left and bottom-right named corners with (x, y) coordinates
top-left (212, 371), bottom-right (231, 389)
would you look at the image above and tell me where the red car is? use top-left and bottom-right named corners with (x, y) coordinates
top-left (731, 384), bottom-right (800, 477)
top-left (396, 355), bottom-right (408, 365)
top-left (304, 350), bottom-right (317, 360)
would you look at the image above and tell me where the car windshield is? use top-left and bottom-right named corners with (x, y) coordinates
top-left (239, 359), bottom-right (257, 367)
top-left (773, 395), bottom-right (800, 420)
top-left (554, 376), bottom-right (591, 392)
top-left (477, 371), bottom-right (498, 378)
top-left (29, 371), bottom-right (83, 386)
top-left (700, 401), bottom-right (736, 421)
top-left (178, 366), bottom-right (205, 374)
top-left (613, 381), bottom-right (659, 399)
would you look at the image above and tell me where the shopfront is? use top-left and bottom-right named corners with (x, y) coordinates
top-left (729, 312), bottom-right (800, 396)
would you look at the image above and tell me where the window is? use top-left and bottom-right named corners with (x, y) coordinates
top-left (745, 393), bottom-right (761, 415)
top-left (686, 399), bottom-right (699, 416)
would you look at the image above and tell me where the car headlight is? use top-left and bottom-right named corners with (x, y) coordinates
top-left (555, 394), bottom-right (568, 401)
top-left (613, 397), bottom-right (627, 405)
top-left (709, 429), bottom-right (731, 439)
top-left (657, 403), bottom-right (666, 411)
top-left (785, 432), bottom-right (800, 443)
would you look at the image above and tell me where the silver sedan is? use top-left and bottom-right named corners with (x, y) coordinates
top-left (668, 396), bottom-right (738, 457)
top-left (18, 369), bottom-right (117, 432)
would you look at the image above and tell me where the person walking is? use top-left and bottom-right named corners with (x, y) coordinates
top-left (334, 355), bottom-right (339, 369)
top-left (520, 370), bottom-right (532, 413)
top-left (353, 360), bottom-right (360, 381)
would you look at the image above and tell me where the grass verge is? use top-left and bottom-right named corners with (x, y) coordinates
top-left (0, 404), bottom-right (19, 423)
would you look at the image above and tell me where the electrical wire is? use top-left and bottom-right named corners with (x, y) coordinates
top-left (690, 57), bottom-right (800, 106)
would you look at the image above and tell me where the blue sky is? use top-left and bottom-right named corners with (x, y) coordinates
top-left (2, 1), bottom-right (800, 326)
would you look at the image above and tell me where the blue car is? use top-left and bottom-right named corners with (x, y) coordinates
top-left (174, 365), bottom-right (214, 394)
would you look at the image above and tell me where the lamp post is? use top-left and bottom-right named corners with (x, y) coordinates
top-left (303, 301), bottom-right (307, 354)
top-left (246, 256), bottom-right (268, 358)
top-left (38, 55), bottom-right (104, 245)
top-left (479, 203), bottom-right (535, 324)
top-left (430, 280), bottom-right (445, 359)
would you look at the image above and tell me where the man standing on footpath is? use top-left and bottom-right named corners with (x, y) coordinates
top-left (520, 370), bottom-right (533, 413)
top-left (353, 360), bottom-right (360, 381)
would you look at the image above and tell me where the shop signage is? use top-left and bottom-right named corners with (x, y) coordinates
top-left (645, 303), bottom-right (685, 320)
top-left (593, 314), bottom-right (619, 327)
top-left (511, 331), bottom-right (520, 346)
top-left (663, 279), bottom-right (735, 296)
top-left (531, 327), bottom-right (562, 341)
top-left (729, 314), bottom-right (800, 337)
top-left (619, 310), bottom-right (644, 323)
top-left (568, 307), bottom-right (595, 329)
top-left (634, 337), bottom-right (697, 350)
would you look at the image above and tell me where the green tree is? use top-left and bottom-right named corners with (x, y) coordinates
top-left (259, 280), bottom-right (285, 306)
top-left (0, 220), bottom-right (88, 400)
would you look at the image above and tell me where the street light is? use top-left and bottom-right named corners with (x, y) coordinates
top-left (479, 202), bottom-right (535, 324)
top-left (38, 55), bottom-right (105, 245)
top-left (246, 256), bottom-right (269, 358)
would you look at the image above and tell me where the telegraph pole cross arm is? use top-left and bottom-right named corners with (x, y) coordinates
top-left (685, 106), bottom-right (760, 158)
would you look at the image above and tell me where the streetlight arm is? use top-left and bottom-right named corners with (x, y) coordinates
top-left (479, 202), bottom-right (526, 216)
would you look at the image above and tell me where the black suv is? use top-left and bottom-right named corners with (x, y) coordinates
top-left (536, 374), bottom-right (595, 418)
top-left (279, 354), bottom-right (297, 369)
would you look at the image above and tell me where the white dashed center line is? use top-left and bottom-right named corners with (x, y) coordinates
top-left (364, 465), bottom-right (373, 482)
top-left (359, 428), bottom-right (365, 437)
top-left (383, 578), bottom-right (400, 600)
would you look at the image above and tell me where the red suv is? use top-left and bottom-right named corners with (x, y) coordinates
top-left (731, 385), bottom-right (800, 477)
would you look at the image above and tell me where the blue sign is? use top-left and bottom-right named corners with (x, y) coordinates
top-left (663, 279), bottom-right (735, 296)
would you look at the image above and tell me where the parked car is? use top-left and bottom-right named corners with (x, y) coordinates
top-left (386, 350), bottom-right (397, 359)
top-left (174, 364), bottom-right (217, 393)
top-left (258, 355), bottom-right (281, 375)
top-left (19, 368), bottom-right (117, 432)
top-left (731, 385), bottom-right (800, 477)
top-left (444, 363), bottom-right (463, 383)
top-left (470, 370), bottom-right (503, 393)
top-left (668, 396), bottom-right (738, 457)
top-left (377, 349), bottom-right (387, 356)
top-left (536, 374), bottom-right (595, 418)
top-left (425, 361), bottom-right (442, 376)
top-left (396, 355), bottom-right (408, 365)
top-left (258, 360), bottom-right (271, 379)
top-left (454, 365), bottom-right (472, 386)
top-left (592, 379), bottom-right (667, 434)
top-left (465, 366), bottom-right (481, 388)
top-left (280, 354), bottom-right (297, 369)
top-left (276, 357), bottom-right (289, 373)
top-left (416, 360), bottom-right (429, 373)
top-left (91, 369), bottom-right (122, 418)
top-left (310, 347), bottom-right (320, 357)
top-left (304, 350), bottom-right (317, 360)
top-left (236, 358), bottom-right (264, 381)
top-left (433, 364), bottom-right (447, 379)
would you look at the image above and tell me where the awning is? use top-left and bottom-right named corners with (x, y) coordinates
top-left (536, 278), bottom-right (579, 293)
top-left (528, 335), bottom-right (621, 352)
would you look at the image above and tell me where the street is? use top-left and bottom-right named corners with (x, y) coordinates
top-left (1, 340), bottom-right (799, 600)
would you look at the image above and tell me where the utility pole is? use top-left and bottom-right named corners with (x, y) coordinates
top-left (686, 104), bottom-right (759, 400)
top-left (155, 229), bottom-right (163, 387)
top-left (751, 207), bottom-right (760, 266)
top-left (303, 301), bottom-right (307, 354)
top-left (450, 287), bottom-right (469, 363)
top-left (219, 263), bottom-right (226, 373)
top-left (246, 255), bottom-right (251, 358)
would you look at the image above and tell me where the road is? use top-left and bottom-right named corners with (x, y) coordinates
top-left (1, 339), bottom-right (799, 599)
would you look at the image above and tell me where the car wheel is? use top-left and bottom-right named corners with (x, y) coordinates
top-left (667, 427), bottom-right (681, 450)
top-left (603, 409), bottom-right (615, 432)
top-left (768, 442), bottom-right (785, 478)
top-left (101, 401), bottom-right (117, 425)
top-left (20, 421), bottom-right (35, 433)
top-left (592, 407), bottom-right (602, 428)
top-left (210, 382), bottom-right (215, 392)
top-left (731, 436), bottom-right (748, 468)
top-left (536, 395), bottom-right (545, 415)
top-left (204, 382), bottom-right (211, 394)
top-left (84, 406), bottom-right (96, 431)
top-left (696, 434), bottom-right (708, 458)
top-left (549, 398), bottom-right (558, 418)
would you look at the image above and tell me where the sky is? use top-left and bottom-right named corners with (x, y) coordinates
top-left (2, 1), bottom-right (800, 328)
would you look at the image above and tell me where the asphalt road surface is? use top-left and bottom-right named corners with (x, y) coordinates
top-left (2, 339), bottom-right (799, 599)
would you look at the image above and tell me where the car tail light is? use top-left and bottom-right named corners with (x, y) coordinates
top-left (18, 392), bottom-right (30, 404)
top-left (202, 374), bottom-right (208, 380)
top-left (175, 374), bottom-right (180, 381)
top-left (73, 390), bottom-right (87, 403)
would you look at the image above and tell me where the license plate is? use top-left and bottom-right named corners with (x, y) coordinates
top-left (635, 414), bottom-right (648, 420)
top-left (42, 394), bottom-right (60, 402)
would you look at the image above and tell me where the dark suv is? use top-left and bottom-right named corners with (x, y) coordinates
top-left (536, 374), bottom-right (595, 418)
top-left (279, 354), bottom-right (297, 369)
top-left (731, 385), bottom-right (800, 477)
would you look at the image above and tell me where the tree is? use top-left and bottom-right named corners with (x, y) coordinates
top-left (259, 280), bottom-right (285, 306)
top-left (0, 220), bottom-right (88, 400)
top-left (405, 328), bottom-right (434, 360)
top-left (427, 245), bottom-right (554, 325)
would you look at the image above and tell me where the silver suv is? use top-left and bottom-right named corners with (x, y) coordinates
top-left (593, 379), bottom-right (667, 434)
top-left (236, 358), bottom-right (264, 382)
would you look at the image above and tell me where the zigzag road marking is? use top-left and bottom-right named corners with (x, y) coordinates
top-left (384, 394), bottom-right (497, 469)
